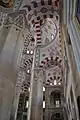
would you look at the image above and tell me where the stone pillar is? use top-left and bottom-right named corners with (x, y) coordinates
top-left (35, 69), bottom-right (43, 120)
top-left (27, 19), bottom-right (43, 120)
top-left (0, 25), bottom-right (21, 120)
top-left (0, 26), bottom-right (11, 53)
top-left (27, 48), bottom-right (43, 120)
top-left (0, 66), bottom-right (16, 120)
top-left (10, 88), bottom-right (20, 120)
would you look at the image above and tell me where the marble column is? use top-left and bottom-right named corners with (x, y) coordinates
top-left (27, 48), bottom-right (44, 120)
top-left (0, 26), bottom-right (11, 53)
top-left (27, 19), bottom-right (43, 120)
top-left (9, 87), bottom-right (21, 120)
top-left (0, 25), bottom-right (21, 120)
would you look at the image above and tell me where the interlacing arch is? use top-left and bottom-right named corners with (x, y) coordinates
top-left (2, 0), bottom-right (63, 93)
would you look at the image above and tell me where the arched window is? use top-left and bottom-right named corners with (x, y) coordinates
top-left (50, 91), bottom-right (61, 107)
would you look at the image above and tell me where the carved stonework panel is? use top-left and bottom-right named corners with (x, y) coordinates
top-left (3, 13), bottom-right (25, 29)
top-left (41, 14), bottom-right (59, 46)
top-left (34, 48), bottom-right (40, 67)
top-left (23, 33), bottom-right (33, 54)
top-left (34, 69), bottom-right (44, 81)
top-left (23, 55), bottom-right (33, 73)
top-left (39, 14), bottom-right (62, 68)
top-left (28, 14), bottom-right (32, 20)
top-left (14, 14), bottom-right (24, 28)
top-left (16, 28), bottom-right (35, 92)
top-left (0, 12), bottom-right (7, 26)
top-left (16, 68), bottom-right (31, 92)
top-left (4, 16), bottom-right (13, 26)
top-left (39, 41), bottom-right (62, 69)
top-left (13, 0), bottom-right (22, 11)
top-left (38, 70), bottom-right (44, 78)
top-left (45, 66), bottom-right (63, 86)
top-left (17, 0), bottom-right (60, 26)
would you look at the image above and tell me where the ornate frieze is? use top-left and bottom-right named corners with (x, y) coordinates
top-left (0, 12), bottom-right (7, 26)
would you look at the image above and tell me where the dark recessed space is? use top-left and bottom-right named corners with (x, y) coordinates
top-left (41, 0), bottom-right (45, 5)
top-left (48, 0), bottom-right (52, 5)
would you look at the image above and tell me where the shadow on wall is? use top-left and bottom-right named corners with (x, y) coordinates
top-left (77, 96), bottom-right (80, 119)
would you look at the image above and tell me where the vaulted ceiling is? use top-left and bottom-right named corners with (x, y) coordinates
top-left (0, 0), bottom-right (64, 93)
